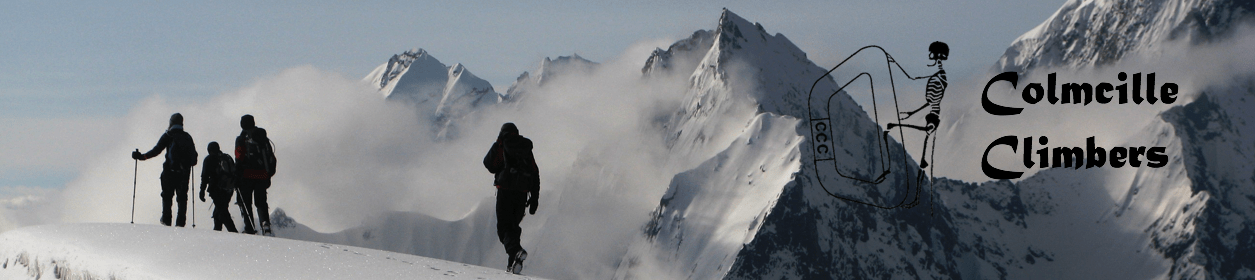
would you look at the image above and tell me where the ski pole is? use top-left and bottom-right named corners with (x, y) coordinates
top-left (131, 151), bottom-right (138, 224)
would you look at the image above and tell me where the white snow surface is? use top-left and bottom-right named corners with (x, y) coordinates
top-left (616, 114), bottom-right (802, 279)
top-left (0, 223), bottom-right (543, 280)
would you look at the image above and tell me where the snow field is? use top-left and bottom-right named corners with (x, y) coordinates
top-left (0, 223), bottom-right (543, 280)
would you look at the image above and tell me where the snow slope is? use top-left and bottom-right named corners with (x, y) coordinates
top-left (0, 223), bottom-right (542, 279)
top-left (994, 0), bottom-right (1255, 72)
top-left (617, 113), bottom-right (803, 279)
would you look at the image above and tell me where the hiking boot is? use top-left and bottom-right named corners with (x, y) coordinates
top-left (511, 249), bottom-right (527, 274)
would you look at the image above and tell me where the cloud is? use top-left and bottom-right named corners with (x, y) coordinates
top-left (0, 36), bottom-right (693, 245)
top-left (39, 66), bottom-right (447, 231)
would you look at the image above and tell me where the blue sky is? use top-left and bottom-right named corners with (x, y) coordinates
top-left (0, 1), bottom-right (1064, 190)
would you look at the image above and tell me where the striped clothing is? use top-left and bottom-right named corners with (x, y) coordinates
top-left (925, 69), bottom-right (947, 115)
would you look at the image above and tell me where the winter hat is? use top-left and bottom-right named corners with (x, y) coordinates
top-left (500, 122), bottom-right (519, 138)
top-left (169, 113), bottom-right (183, 127)
top-left (240, 114), bottom-right (256, 129)
top-left (207, 141), bottom-right (220, 154)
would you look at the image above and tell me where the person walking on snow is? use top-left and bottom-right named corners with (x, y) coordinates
top-left (235, 114), bottom-right (277, 236)
top-left (199, 141), bottom-right (238, 232)
top-left (483, 123), bottom-right (540, 274)
top-left (132, 113), bottom-right (198, 227)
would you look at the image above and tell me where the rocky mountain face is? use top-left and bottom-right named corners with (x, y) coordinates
top-left (1155, 81), bottom-right (1255, 279)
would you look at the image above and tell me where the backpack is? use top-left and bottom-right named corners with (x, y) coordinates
top-left (243, 128), bottom-right (278, 177)
top-left (497, 143), bottom-right (538, 192)
top-left (166, 129), bottom-right (198, 171)
top-left (214, 154), bottom-right (238, 192)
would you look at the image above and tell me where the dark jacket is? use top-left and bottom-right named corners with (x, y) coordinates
top-left (483, 134), bottom-right (539, 193)
top-left (200, 152), bottom-right (234, 194)
top-left (141, 125), bottom-right (196, 173)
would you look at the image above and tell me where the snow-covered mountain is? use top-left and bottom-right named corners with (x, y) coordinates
top-left (616, 9), bottom-right (858, 279)
top-left (363, 48), bottom-right (500, 139)
top-left (1154, 82), bottom-right (1255, 279)
top-left (505, 54), bottom-right (599, 101)
top-left (722, 1), bottom-right (1255, 279)
top-left (272, 3), bottom-right (1253, 279)
top-left (995, 0), bottom-right (1255, 72)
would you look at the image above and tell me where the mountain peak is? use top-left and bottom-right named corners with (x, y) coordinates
top-left (406, 48), bottom-right (427, 57)
top-left (365, 48), bottom-right (447, 93)
top-left (715, 9), bottom-right (767, 50)
top-left (541, 54), bottom-right (594, 69)
top-left (361, 48), bottom-right (499, 139)
top-left (505, 54), bottom-right (599, 100)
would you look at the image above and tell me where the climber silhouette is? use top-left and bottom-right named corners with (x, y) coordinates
top-left (887, 41), bottom-right (948, 171)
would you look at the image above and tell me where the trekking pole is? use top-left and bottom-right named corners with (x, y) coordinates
top-left (235, 187), bottom-right (256, 234)
top-left (191, 175), bottom-right (196, 228)
top-left (131, 150), bottom-right (138, 224)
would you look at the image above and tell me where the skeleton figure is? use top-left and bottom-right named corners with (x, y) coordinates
top-left (888, 41), bottom-right (948, 170)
